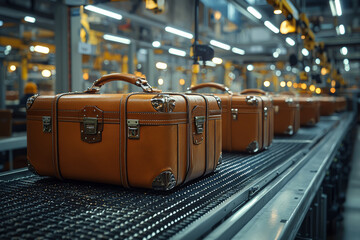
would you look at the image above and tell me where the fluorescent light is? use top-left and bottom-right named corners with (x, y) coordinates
top-left (232, 47), bottom-right (245, 55)
top-left (339, 24), bottom-right (345, 35)
top-left (158, 78), bottom-right (164, 85)
top-left (345, 65), bottom-right (350, 71)
top-left (329, 1), bottom-right (336, 16)
top-left (0, 20), bottom-right (3, 27)
top-left (247, 64), bottom-right (254, 71)
top-left (168, 48), bottom-right (186, 57)
top-left (286, 66), bottom-right (291, 71)
top-left (24, 16), bottom-right (36, 23)
top-left (155, 62), bottom-right (167, 70)
top-left (152, 41), bottom-right (161, 48)
top-left (212, 57), bottom-right (223, 64)
top-left (276, 70), bottom-right (281, 76)
top-left (313, 65), bottom-right (318, 71)
top-left (302, 48), bottom-right (309, 56)
top-left (41, 69), bottom-right (51, 78)
top-left (343, 58), bottom-right (349, 65)
top-left (199, 60), bottom-right (216, 67)
top-left (210, 40), bottom-right (231, 50)
top-left (273, 52), bottom-right (279, 58)
top-left (285, 37), bottom-right (295, 46)
top-left (340, 46), bottom-right (348, 55)
top-left (334, 0), bottom-right (342, 16)
top-left (34, 45), bottom-right (49, 54)
top-left (264, 21), bottom-right (279, 34)
top-left (103, 34), bottom-right (131, 44)
top-left (305, 66), bottom-right (310, 72)
top-left (247, 6), bottom-right (262, 19)
top-left (165, 26), bottom-right (193, 39)
top-left (270, 64), bottom-right (275, 70)
top-left (84, 5), bottom-right (122, 20)
top-left (315, 58), bottom-right (320, 64)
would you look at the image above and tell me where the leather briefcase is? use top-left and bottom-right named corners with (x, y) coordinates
top-left (335, 96), bottom-right (347, 112)
top-left (187, 83), bottom-right (265, 153)
top-left (272, 95), bottom-right (300, 135)
top-left (26, 73), bottom-right (222, 190)
top-left (319, 96), bottom-right (337, 116)
top-left (240, 89), bottom-right (274, 149)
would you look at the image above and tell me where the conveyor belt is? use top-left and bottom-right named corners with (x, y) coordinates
top-left (0, 117), bottom-right (340, 239)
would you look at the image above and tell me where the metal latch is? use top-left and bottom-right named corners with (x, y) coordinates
top-left (194, 116), bottom-right (205, 134)
top-left (42, 116), bottom-right (51, 133)
top-left (231, 108), bottom-right (238, 120)
top-left (264, 107), bottom-right (268, 120)
top-left (83, 117), bottom-right (98, 135)
top-left (127, 119), bottom-right (140, 139)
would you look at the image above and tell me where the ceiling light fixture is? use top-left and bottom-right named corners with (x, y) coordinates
top-left (232, 47), bottom-right (245, 55)
top-left (340, 46), bottom-right (348, 55)
top-left (168, 48), bottom-right (186, 57)
top-left (302, 48), bottom-right (309, 56)
top-left (334, 0), bottom-right (342, 16)
top-left (84, 5), bottom-right (122, 20)
top-left (264, 21), bottom-right (280, 34)
top-left (165, 26), bottom-right (193, 39)
top-left (285, 37), bottom-right (296, 46)
top-left (24, 16), bottom-right (36, 23)
top-left (212, 57), bottom-right (223, 64)
top-left (210, 40), bottom-right (231, 50)
top-left (103, 34), bottom-right (131, 44)
top-left (155, 62), bottom-right (167, 70)
top-left (339, 24), bottom-right (345, 35)
top-left (247, 6), bottom-right (262, 19)
top-left (152, 41), bottom-right (161, 48)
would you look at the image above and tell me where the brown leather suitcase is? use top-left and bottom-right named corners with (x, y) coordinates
top-left (187, 83), bottom-right (266, 153)
top-left (0, 110), bottom-right (12, 137)
top-left (272, 96), bottom-right (300, 135)
top-left (240, 89), bottom-right (274, 150)
top-left (335, 96), bottom-right (347, 112)
top-left (298, 97), bottom-right (320, 126)
top-left (319, 96), bottom-right (336, 116)
top-left (26, 73), bottom-right (222, 190)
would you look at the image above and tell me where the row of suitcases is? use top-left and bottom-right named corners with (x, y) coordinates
top-left (26, 73), bottom-right (347, 191)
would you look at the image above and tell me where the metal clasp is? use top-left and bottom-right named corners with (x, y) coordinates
top-left (42, 116), bottom-right (51, 133)
top-left (231, 108), bottom-right (238, 120)
top-left (127, 119), bottom-right (140, 139)
top-left (194, 116), bottom-right (205, 134)
top-left (264, 107), bottom-right (268, 120)
top-left (83, 117), bottom-right (98, 135)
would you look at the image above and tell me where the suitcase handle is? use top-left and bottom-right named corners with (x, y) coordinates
top-left (84, 73), bottom-right (159, 93)
top-left (280, 91), bottom-right (296, 96)
top-left (240, 89), bottom-right (266, 95)
top-left (186, 83), bottom-right (233, 95)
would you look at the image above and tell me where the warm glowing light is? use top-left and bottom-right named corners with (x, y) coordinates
top-left (212, 57), bottom-right (223, 64)
top-left (214, 11), bottom-right (222, 20)
top-left (9, 65), bottom-right (16, 72)
top-left (83, 72), bottom-right (89, 80)
top-left (321, 67), bottom-right (327, 75)
top-left (301, 35), bottom-right (305, 40)
top-left (264, 80), bottom-right (271, 87)
top-left (179, 78), bottom-right (185, 86)
top-left (293, 83), bottom-right (298, 88)
top-left (301, 83), bottom-right (307, 90)
top-left (309, 85), bottom-right (315, 92)
top-left (315, 88), bottom-right (321, 94)
top-left (158, 78), bottom-right (164, 85)
top-left (41, 69), bottom-right (51, 78)
top-left (156, 62), bottom-right (167, 70)
top-left (280, 81), bottom-right (286, 87)
top-left (287, 81), bottom-right (292, 87)
top-left (33, 45), bottom-right (50, 54)
top-left (331, 80), bottom-right (336, 87)
top-left (274, 9), bottom-right (282, 14)
top-left (330, 87), bottom-right (336, 93)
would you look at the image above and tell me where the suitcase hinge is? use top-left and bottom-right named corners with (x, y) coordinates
top-left (127, 119), bottom-right (140, 139)
top-left (245, 96), bottom-right (259, 105)
top-left (231, 108), bottom-right (238, 120)
top-left (264, 107), bottom-right (268, 120)
top-left (42, 116), bottom-right (52, 133)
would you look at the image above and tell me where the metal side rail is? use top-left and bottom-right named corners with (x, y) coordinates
top-left (204, 112), bottom-right (355, 240)
top-left (0, 114), bottom-right (343, 240)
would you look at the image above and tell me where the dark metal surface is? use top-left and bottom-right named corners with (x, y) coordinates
top-left (0, 116), bottom-right (339, 239)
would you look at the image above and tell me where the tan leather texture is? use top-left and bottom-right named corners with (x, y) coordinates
top-left (187, 82), bottom-right (231, 94)
top-left (298, 97), bottom-right (320, 126)
top-left (272, 96), bottom-right (300, 135)
top-left (26, 78), bottom-right (222, 190)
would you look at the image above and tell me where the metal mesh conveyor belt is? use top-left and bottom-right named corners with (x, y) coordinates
top-left (0, 142), bottom-right (307, 240)
top-left (0, 116), bottom-right (340, 239)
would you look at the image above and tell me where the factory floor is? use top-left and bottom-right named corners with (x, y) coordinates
top-left (339, 125), bottom-right (360, 240)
